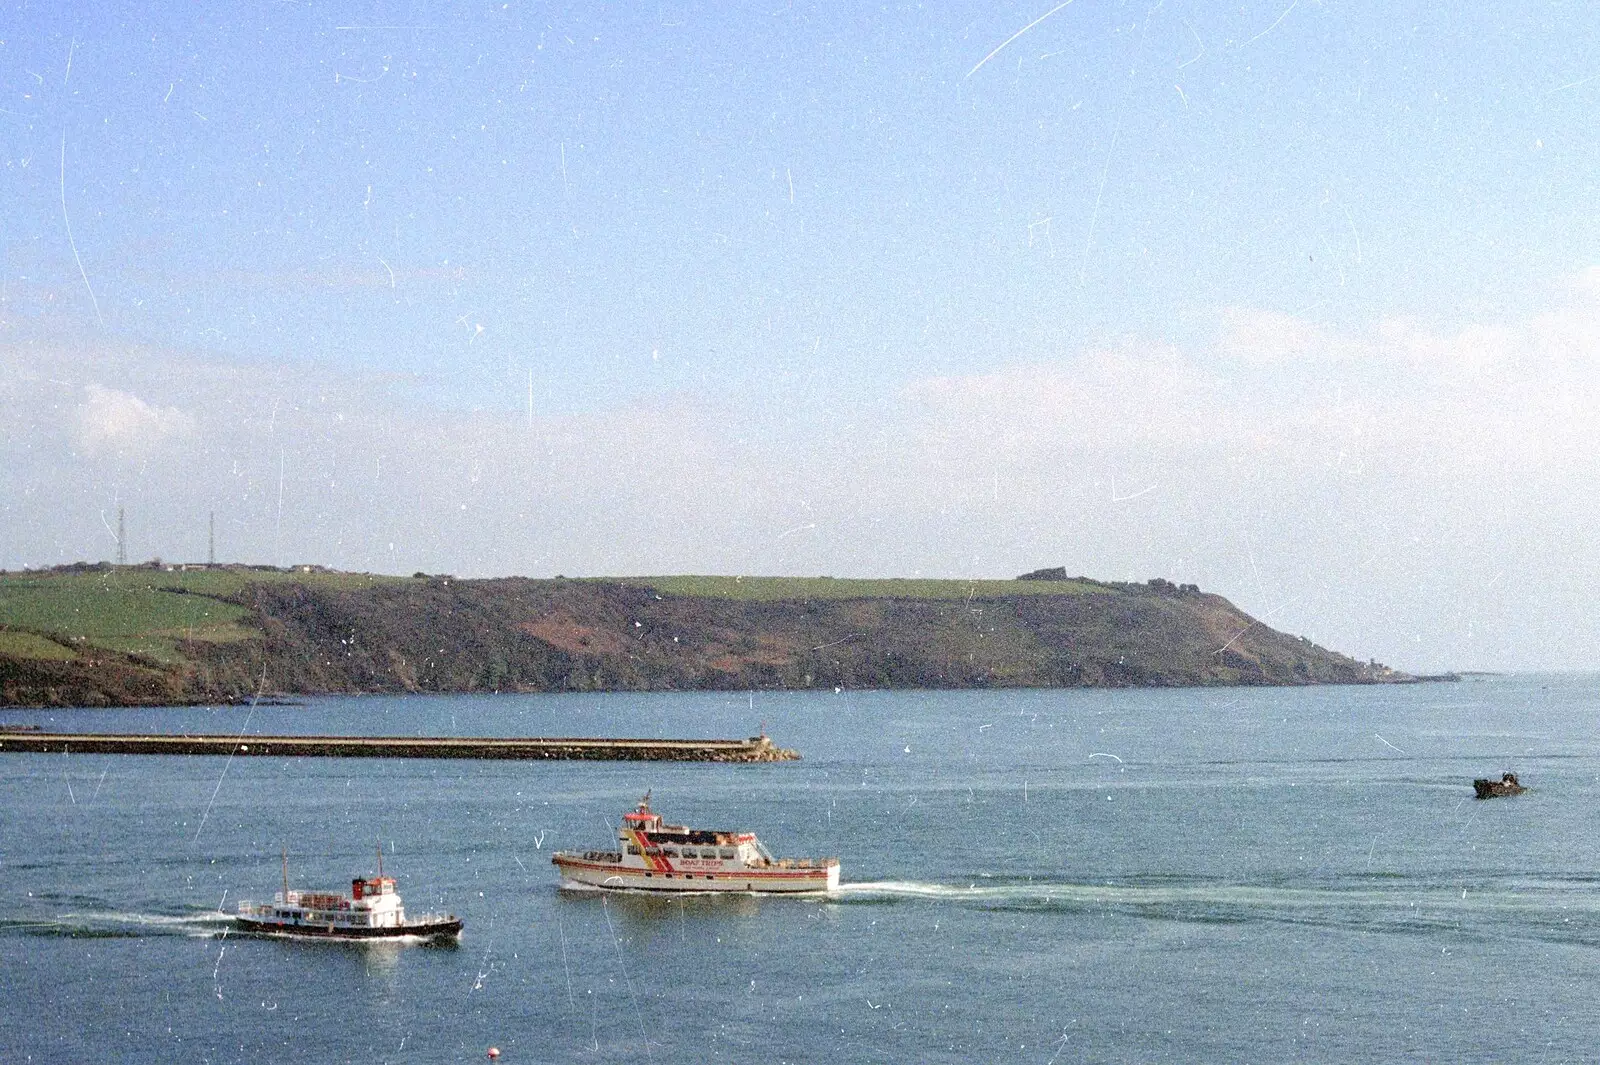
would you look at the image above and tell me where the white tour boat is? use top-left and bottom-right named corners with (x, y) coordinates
top-left (552, 793), bottom-right (840, 893)
top-left (235, 851), bottom-right (462, 941)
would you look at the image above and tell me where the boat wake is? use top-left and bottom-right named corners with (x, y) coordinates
top-left (832, 876), bottom-right (1600, 946)
top-left (0, 908), bottom-right (233, 940)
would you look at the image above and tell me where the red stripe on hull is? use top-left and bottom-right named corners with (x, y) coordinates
top-left (553, 856), bottom-right (835, 892)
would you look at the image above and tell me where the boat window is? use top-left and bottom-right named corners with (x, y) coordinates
top-left (681, 848), bottom-right (697, 858)
top-left (663, 848), bottom-right (678, 857)
top-left (720, 848), bottom-right (736, 859)
top-left (626, 845), bottom-right (642, 855)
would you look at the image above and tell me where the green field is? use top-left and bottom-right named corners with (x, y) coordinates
top-left (0, 629), bottom-right (78, 661)
top-left (614, 575), bottom-right (1110, 601)
top-left (0, 566), bottom-right (401, 663)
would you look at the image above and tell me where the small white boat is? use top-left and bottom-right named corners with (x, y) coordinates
top-left (235, 850), bottom-right (462, 941)
top-left (552, 793), bottom-right (840, 894)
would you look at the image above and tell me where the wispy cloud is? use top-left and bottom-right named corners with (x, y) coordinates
top-left (74, 384), bottom-right (196, 458)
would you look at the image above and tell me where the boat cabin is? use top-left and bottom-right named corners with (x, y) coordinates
top-left (609, 794), bottom-right (776, 874)
top-left (352, 875), bottom-right (397, 901)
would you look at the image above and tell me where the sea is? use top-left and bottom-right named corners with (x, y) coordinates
top-left (2, 673), bottom-right (1599, 1063)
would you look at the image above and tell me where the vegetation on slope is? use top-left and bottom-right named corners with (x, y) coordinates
top-left (0, 564), bottom-right (1401, 707)
top-left (617, 575), bottom-right (1111, 601)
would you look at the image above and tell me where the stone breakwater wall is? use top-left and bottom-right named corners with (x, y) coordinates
top-left (0, 732), bottom-right (800, 762)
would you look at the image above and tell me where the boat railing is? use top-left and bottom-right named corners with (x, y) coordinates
top-left (271, 889), bottom-right (352, 910)
top-left (582, 850), bottom-right (622, 863)
top-left (770, 857), bottom-right (839, 869)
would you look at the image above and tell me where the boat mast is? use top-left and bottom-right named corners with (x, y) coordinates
top-left (281, 847), bottom-right (289, 902)
top-left (376, 838), bottom-right (384, 878)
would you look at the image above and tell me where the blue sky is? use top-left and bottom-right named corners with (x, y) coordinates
top-left (5, 1), bottom-right (1600, 671)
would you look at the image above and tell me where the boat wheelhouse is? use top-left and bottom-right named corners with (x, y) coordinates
top-left (552, 793), bottom-right (840, 894)
top-left (235, 852), bottom-right (462, 941)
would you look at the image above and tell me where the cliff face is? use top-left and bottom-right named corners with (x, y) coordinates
top-left (0, 570), bottom-right (1396, 707)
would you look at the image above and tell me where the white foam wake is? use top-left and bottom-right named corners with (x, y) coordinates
top-left (831, 878), bottom-right (1600, 919)
top-left (48, 909), bottom-right (234, 936)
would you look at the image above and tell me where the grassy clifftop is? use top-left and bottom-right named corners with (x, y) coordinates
top-left (0, 564), bottom-right (1402, 707)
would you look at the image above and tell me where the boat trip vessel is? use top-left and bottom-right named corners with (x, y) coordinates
top-left (235, 851), bottom-right (462, 940)
top-left (552, 793), bottom-right (840, 893)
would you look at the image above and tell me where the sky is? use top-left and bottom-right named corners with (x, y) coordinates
top-left (3, 1), bottom-right (1600, 673)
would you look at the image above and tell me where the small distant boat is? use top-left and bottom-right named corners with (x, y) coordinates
top-left (552, 792), bottom-right (840, 893)
top-left (235, 849), bottom-right (462, 940)
top-left (1473, 772), bottom-right (1526, 799)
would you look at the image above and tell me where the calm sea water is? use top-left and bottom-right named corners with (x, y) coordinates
top-left (3, 675), bottom-right (1600, 1063)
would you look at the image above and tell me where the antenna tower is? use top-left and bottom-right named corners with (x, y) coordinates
top-left (116, 506), bottom-right (127, 566)
top-left (208, 510), bottom-right (216, 566)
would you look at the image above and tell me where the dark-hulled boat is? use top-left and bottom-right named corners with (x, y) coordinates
top-left (1473, 772), bottom-right (1526, 799)
top-left (235, 852), bottom-right (461, 941)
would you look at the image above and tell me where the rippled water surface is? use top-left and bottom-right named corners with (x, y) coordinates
top-left (3, 675), bottom-right (1599, 1062)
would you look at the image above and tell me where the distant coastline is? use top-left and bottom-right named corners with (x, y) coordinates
top-left (0, 563), bottom-right (1416, 708)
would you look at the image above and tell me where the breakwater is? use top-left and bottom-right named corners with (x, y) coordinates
top-left (0, 731), bottom-right (799, 762)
